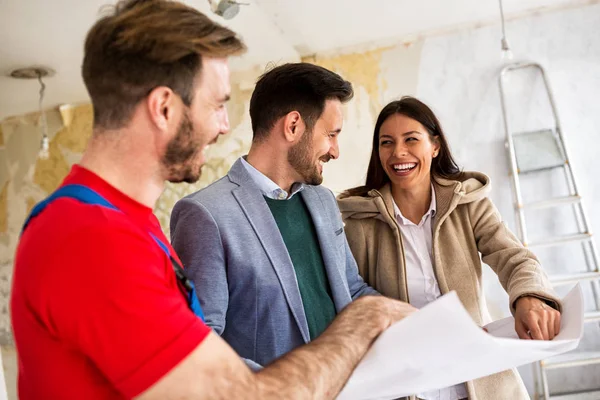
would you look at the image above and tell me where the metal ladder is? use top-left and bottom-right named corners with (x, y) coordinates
top-left (499, 61), bottom-right (600, 400)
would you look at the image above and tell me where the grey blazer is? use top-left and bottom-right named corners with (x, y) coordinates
top-left (170, 158), bottom-right (377, 368)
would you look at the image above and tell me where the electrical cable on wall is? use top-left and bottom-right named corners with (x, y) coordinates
top-left (36, 71), bottom-right (50, 160)
top-left (8, 66), bottom-right (55, 160)
top-left (498, 0), bottom-right (514, 60)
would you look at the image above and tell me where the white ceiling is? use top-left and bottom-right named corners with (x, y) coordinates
top-left (0, 0), bottom-right (586, 120)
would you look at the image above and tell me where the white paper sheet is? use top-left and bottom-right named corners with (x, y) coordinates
top-left (338, 284), bottom-right (583, 400)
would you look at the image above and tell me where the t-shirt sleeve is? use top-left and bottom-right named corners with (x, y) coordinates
top-left (39, 224), bottom-right (211, 398)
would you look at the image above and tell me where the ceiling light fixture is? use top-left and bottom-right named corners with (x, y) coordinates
top-left (9, 66), bottom-right (55, 160)
top-left (207, 0), bottom-right (249, 20)
top-left (498, 0), bottom-right (514, 60)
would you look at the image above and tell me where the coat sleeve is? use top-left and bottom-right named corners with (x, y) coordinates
top-left (170, 197), bottom-right (263, 370)
top-left (344, 231), bottom-right (379, 299)
top-left (468, 196), bottom-right (562, 314)
top-left (327, 191), bottom-right (379, 299)
top-left (342, 217), bottom-right (370, 281)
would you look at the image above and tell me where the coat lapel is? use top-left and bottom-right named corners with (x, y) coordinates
top-left (371, 184), bottom-right (409, 301)
top-left (228, 159), bottom-right (310, 343)
top-left (432, 176), bottom-right (460, 230)
top-left (300, 187), bottom-right (349, 312)
top-left (431, 177), bottom-right (461, 295)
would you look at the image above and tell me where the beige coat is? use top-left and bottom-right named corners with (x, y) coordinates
top-left (338, 172), bottom-right (561, 400)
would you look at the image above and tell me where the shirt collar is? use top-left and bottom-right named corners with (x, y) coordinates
top-left (240, 157), bottom-right (305, 200)
top-left (393, 184), bottom-right (437, 227)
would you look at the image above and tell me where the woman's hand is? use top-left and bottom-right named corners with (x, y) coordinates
top-left (514, 296), bottom-right (561, 340)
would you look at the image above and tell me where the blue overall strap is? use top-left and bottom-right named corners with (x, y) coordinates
top-left (22, 184), bottom-right (118, 233)
top-left (150, 233), bottom-right (206, 321)
top-left (21, 184), bottom-right (205, 322)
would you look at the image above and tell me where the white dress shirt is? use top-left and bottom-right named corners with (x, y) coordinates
top-left (393, 186), bottom-right (468, 400)
top-left (240, 157), bottom-right (304, 200)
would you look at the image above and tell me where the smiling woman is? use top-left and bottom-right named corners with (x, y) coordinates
top-left (343, 97), bottom-right (460, 199)
top-left (338, 96), bottom-right (563, 400)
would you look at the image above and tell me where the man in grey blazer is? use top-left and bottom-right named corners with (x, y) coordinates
top-left (171, 63), bottom-right (378, 369)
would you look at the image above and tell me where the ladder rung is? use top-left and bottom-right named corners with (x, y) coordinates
top-left (584, 310), bottom-right (600, 323)
top-left (550, 271), bottom-right (600, 286)
top-left (550, 389), bottom-right (600, 400)
top-left (527, 232), bottom-right (592, 248)
top-left (520, 195), bottom-right (581, 210)
top-left (541, 351), bottom-right (600, 370)
top-left (518, 162), bottom-right (566, 175)
top-left (512, 128), bottom-right (557, 136)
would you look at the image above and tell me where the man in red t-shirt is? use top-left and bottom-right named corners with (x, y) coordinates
top-left (13, 165), bottom-right (208, 399)
top-left (11, 1), bottom-right (415, 399)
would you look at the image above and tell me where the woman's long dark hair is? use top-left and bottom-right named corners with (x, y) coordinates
top-left (343, 96), bottom-right (461, 197)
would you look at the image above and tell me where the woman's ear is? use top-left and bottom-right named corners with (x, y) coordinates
top-left (432, 136), bottom-right (441, 158)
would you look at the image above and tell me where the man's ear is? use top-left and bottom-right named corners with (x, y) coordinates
top-left (282, 111), bottom-right (304, 143)
top-left (146, 86), bottom-right (179, 133)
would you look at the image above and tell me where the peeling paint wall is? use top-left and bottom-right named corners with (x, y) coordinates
top-left (0, 183), bottom-right (7, 236)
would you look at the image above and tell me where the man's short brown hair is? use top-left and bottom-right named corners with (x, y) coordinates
top-left (249, 63), bottom-right (354, 142)
top-left (82, 0), bottom-right (246, 129)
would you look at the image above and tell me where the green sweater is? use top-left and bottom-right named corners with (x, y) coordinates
top-left (264, 195), bottom-right (336, 339)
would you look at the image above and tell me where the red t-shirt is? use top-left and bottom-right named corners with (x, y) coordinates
top-left (11, 165), bottom-right (211, 399)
